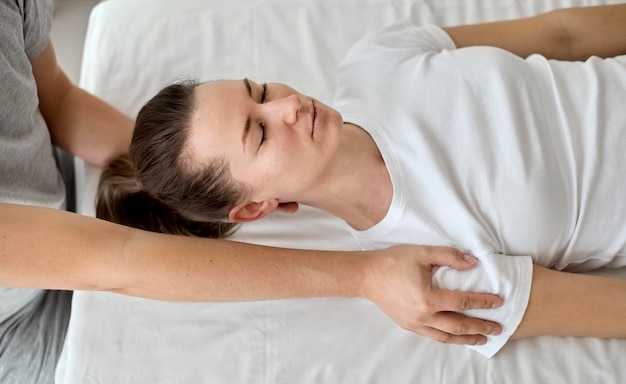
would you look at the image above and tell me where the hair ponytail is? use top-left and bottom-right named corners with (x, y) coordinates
top-left (96, 153), bottom-right (237, 238)
top-left (97, 80), bottom-right (246, 239)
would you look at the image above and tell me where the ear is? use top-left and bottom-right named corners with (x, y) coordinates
top-left (228, 199), bottom-right (279, 223)
top-left (276, 202), bottom-right (299, 214)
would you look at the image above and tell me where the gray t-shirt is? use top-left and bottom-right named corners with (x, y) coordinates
top-left (0, 1), bottom-right (72, 383)
top-left (0, 0), bottom-right (65, 208)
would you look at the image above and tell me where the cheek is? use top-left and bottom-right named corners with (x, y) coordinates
top-left (274, 145), bottom-right (310, 172)
top-left (259, 133), bottom-right (309, 181)
top-left (266, 136), bottom-right (297, 163)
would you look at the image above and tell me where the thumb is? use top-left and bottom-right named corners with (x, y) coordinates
top-left (428, 246), bottom-right (478, 271)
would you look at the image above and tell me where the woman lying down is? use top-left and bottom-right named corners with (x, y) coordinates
top-left (98, 4), bottom-right (626, 357)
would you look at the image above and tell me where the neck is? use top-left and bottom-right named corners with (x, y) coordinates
top-left (299, 123), bottom-right (392, 231)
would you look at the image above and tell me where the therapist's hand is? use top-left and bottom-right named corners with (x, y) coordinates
top-left (363, 245), bottom-right (503, 345)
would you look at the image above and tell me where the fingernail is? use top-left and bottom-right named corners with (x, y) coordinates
top-left (464, 254), bottom-right (478, 264)
top-left (492, 298), bottom-right (504, 308)
top-left (491, 327), bottom-right (502, 336)
top-left (476, 337), bottom-right (487, 345)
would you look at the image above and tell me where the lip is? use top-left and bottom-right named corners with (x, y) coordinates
top-left (312, 101), bottom-right (322, 138)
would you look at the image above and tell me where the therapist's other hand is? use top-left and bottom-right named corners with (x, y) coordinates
top-left (363, 245), bottom-right (503, 345)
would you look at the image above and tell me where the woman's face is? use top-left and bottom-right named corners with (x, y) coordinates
top-left (187, 79), bottom-right (344, 205)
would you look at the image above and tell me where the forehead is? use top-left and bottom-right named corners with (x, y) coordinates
top-left (191, 80), bottom-right (247, 135)
top-left (185, 80), bottom-right (247, 169)
top-left (194, 79), bottom-right (244, 103)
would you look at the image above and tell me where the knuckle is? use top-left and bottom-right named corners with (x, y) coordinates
top-left (413, 314), bottom-right (426, 326)
top-left (457, 297), bottom-right (471, 311)
top-left (435, 333), bottom-right (453, 344)
top-left (412, 312), bottom-right (429, 328)
top-left (452, 323), bottom-right (467, 335)
top-left (418, 297), bottom-right (437, 313)
top-left (443, 246), bottom-right (462, 261)
top-left (398, 314), bottom-right (422, 331)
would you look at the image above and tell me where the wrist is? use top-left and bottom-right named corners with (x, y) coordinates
top-left (350, 249), bottom-right (384, 301)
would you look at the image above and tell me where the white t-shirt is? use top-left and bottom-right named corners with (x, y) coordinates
top-left (334, 21), bottom-right (626, 357)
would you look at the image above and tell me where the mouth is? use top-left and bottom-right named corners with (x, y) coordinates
top-left (311, 100), bottom-right (321, 138)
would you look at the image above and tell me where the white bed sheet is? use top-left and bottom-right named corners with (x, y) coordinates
top-left (58, 0), bottom-right (626, 383)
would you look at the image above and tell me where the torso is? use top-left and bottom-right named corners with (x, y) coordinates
top-left (334, 22), bottom-right (626, 271)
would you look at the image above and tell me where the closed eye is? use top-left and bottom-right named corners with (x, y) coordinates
top-left (259, 122), bottom-right (266, 147)
top-left (258, 83), bottom-right (268, 147)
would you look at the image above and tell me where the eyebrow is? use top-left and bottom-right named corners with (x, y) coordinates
top-left (241, 79), bottom-right (252, 154)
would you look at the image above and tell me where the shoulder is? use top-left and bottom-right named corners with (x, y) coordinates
top-left (335, 21), bottom-right (456, 96)
top-left (334, 21), bottom-right (457, 119)
top-left (0, 0), bottom-right (54, 59)
top-left (344, 20), bottom-right (456, 60)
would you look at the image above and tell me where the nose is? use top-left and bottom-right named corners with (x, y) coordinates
top-left (268, 94), bottom-right (302, 126)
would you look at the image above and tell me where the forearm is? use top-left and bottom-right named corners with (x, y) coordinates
top-left (557, 4), bottom-right (626, 60)
top-left (32, 41), bottom-right (133, 167)
top-left (1, 203), bottom-right (505, 344)
top-left (512, 265), bottom-right (626, 339)
top-left (48, 84), bottom-right (134, 167)
top-left (120, 231), bottom-right (368, 302)
top-left (0, 203), bottom-right (365, 301)
top-left (444, 4), bottom-right (626, 61)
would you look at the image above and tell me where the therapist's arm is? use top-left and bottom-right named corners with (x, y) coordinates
top-left (0, 202), bottom-right (503, 345)
top-left (32, 40), bottom-right (133, 167)
top-left (443, 4), bottom-right (626, 60)
top-left (512, 265), bottom-right (626, 339)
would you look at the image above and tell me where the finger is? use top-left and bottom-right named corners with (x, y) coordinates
top-left (417, 326), bottom-right (489, 346)
top-left (433, 289), bottom-right (503, 312)
top-left (423, 246), bottom-right (478, 271)
top-left (428, 311), bottom-right (502, 337)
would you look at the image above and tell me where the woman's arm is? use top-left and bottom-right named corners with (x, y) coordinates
top-left (512, 265), bottom-right (626, 339)
top-left (32, 40), bottom-right (134, 167)
top-left (0, 202), bottom-right (502, 345)
top-left (443, 4), bottom-right (626, 60)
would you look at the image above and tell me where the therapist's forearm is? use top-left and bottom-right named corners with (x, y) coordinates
top-left (512, 265), bottom-right (626, 339)
top-left (118, 227), bottom-right (368, 302)
top-left (0, 203), bottom-right (362, 300)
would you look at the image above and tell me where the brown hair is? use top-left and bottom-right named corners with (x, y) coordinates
top-left (96, 80), bottom-right (247, 238)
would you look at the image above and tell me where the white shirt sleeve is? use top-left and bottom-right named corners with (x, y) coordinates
top-left (432, 253), bottom-right (534, 357)
top-left (345, 21), bottom-right (456, 57)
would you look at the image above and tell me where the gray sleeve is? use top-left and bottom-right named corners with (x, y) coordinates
top-left (20, 0), bottom-right (54, 59)
top-left (0, 0), bottom-right (66, 210)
